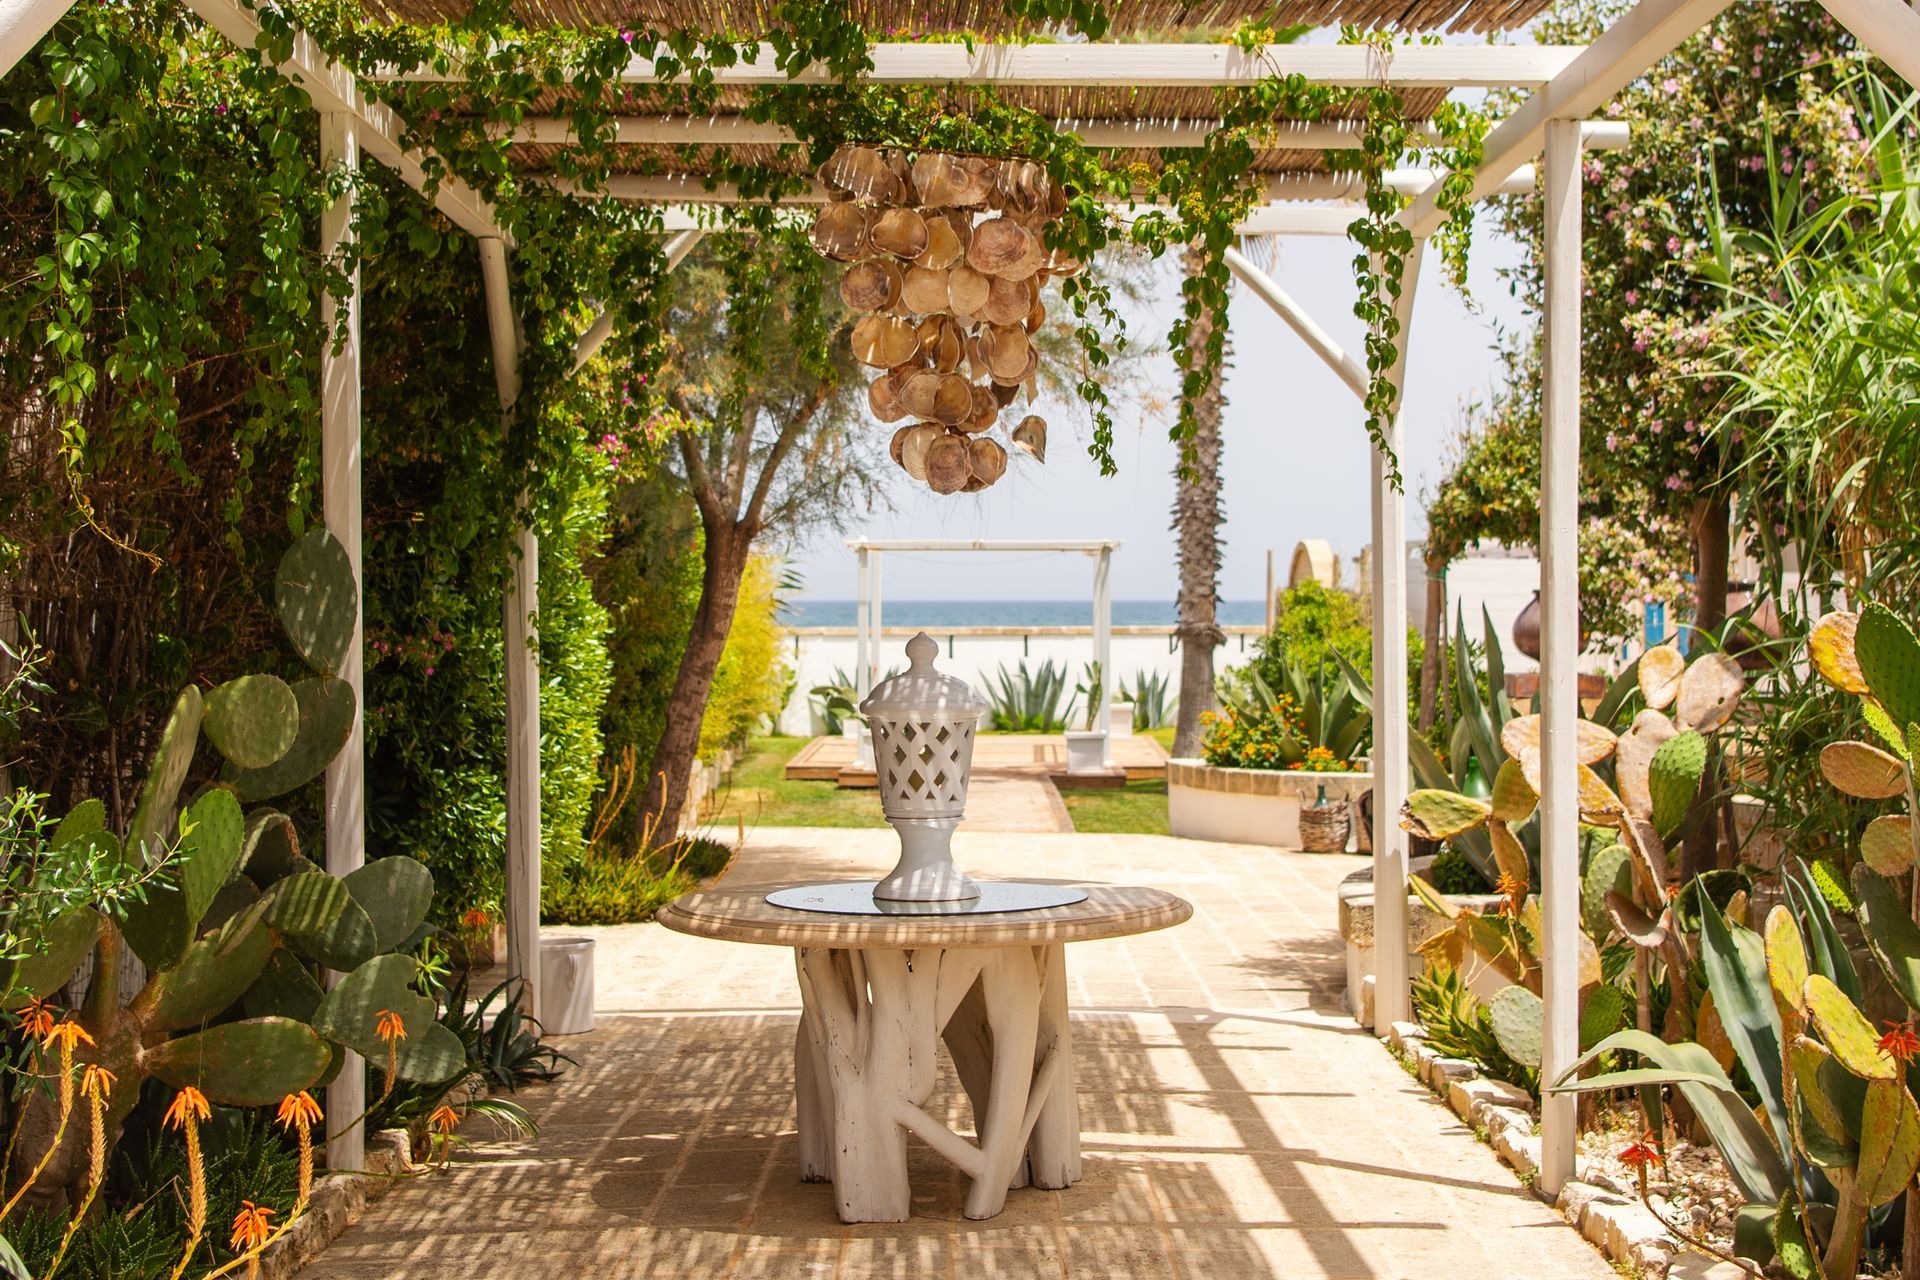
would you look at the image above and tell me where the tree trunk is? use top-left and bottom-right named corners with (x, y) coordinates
top-left (1170, 245), bottom-right (1227, 759)
top-left (637, 519), bottom-right (753, 844)
top-left (1417, 561), bottom-right (1446, 732)
top-left (1680, 495), bottom-right (1732, 880)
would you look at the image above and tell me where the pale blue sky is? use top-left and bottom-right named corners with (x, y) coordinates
top-left (787, 207), bottom-right (1532, 601)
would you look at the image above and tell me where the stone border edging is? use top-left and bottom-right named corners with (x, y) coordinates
top-left (259, 1128), bottom-right (413, 1279)
top-left (1382, 1021), bottom-right (1743, 1280)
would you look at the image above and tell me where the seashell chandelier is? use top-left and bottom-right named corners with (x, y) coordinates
top-left (809, 145), bottom-right (1070, 494)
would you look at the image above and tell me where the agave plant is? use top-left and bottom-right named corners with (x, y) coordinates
top-left (984, 659), bottom-right (1075, 733)
top-left (1, 532), bottom-right (461, 1201)
top-left (1218, 654), bottom-right (1370, 769)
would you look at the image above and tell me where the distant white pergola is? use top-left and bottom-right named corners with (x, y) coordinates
top-left (846, 538), bottom-right (1120, 761)
top-left (9, 0), bottom-right (1920, 1190)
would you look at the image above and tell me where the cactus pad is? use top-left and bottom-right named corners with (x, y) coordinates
top-left (2, 907), bottom-right (102, 1009)
top-left (284, 893), bottom-right (377, 972)
top-left (224, 676), bottom-right (355, 803)
top-left (1578, 983), bottom-right (1627, 1051)
top-left (1857, 603), bottom-right (1920, 733)
top-left (51, 798), bottom-right (106, 849)
top-left (203, 674), bottom-right (300, 769)
top-left (143, 1016), bottom-right (331, 1106)
top-left (145, 917), bottom-right (275, 1032)
top-left (239, 809), bottom-right (302, 883)
top-left (1811, 611), bottom-right (1867, 695)
top-left (1803, 973), bottom-right (1897, 1080)
top-left (1860, 814), bottom-right (1916, 876)
top-left (1646, 731), bottom-right (1706, 839)
top-left (1850, 864), bottom-right (1920, 1009)
top-left (243, 951), bottom-right (325, 1022)
top-left (262, 870), bottom-right (349, 936)
top-left (342, 857), bottom-right (434, 954)
top-left (1819, 741), bottom-right (1907, 800)
top-left (1675, 653), bottom-right (1746, 733)
top-left (1764, 906), bottom-right (1809, 1032)
top-left (1861, 698), bottom-right (1909, 759)
top-left (311, 953), bottom-right (453, 1082)
top-left (1614, 710), bottom-right (1679, 821)
top-left (179, 788), bottom-right (243, 930)
top-left (128, 687), bottom-right (204, 860)
top-left (1581, 843), bottom-right (1631, 940)
top-left (1858, 1077), bottom-right (1920, 1206)
top-left (1638, 644), bottom-right (1686, 711)
top-left (1488, 820), bottom-right (1530, 895)
top-left (1488, 759), bottom-right (1537, 823)
top-left (1488, 985), bottom-right (1543, 1069)
top-left (1789, 1036), bottom-right (1858, 1167)
top-left (1577, 763), bottom-right (1625, 826)
top-left (1399, 789), bottom-right (1491, 840)
top-left (1498, 714), bottom-right (1618, 765)
top-left (394, 1022), bottom-right (467, 1084)
top-left (276, 529), bottom-right (358, 677)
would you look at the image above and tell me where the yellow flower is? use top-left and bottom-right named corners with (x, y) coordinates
top-left (164, 1086), bottom-right (212, 1131)
top-left (276, 1091), bottom-right (323, 1132)
top-left (229, 1201), bottom-right (276, 1253)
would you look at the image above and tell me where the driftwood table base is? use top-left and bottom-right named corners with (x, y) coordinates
top-left (658, 883), bottom-right (1192, 1223)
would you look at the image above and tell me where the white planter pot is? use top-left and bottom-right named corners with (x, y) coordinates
top-left (1107, 702), bottom-right (1136, 738)
top-left (540, 935), bottom-right (596, 1035)
top-left (1063, 730), bottom-right (1107, 774)
top-left (1166, 758), bottom-right (1373, 850)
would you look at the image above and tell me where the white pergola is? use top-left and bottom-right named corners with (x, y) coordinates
top-left (9, 0), bottom-right (1920, 1191)
top-left (846, 538), bottom-right (1120, 762)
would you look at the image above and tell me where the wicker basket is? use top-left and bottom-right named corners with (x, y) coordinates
top-left (1298, 799), bottom-right (1351, 853)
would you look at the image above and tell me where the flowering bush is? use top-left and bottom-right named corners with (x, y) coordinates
top-left (1200, 705), bottom-right (1358, 772)
top-left (1296, 746), bottom-right (1357, 773)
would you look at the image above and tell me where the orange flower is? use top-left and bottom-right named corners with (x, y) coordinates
top-left (18, 999), bottom-right (57, 1042)
top-left (375, 1009), bottom-right (407, 1043)
top-left (79, 1064), bottom-right (116, 1100)
top-left (461, 908), bottom-right (491, 930)
top-left (276, 1091), bottom-right (323, 1132)
top-left (429, 1104), bottom-right (460, 1136)
top-left (229, 1201), bottom-right (276, 1253)
top-left (164, 1086), bottom-right (212, 1131)
top-left (1618, 1132), bottom-right (1664, 1173)
top-left (1495, 872), bottom-right (1528, 900)
top-left (43, 1018), bottom-right (94, 1055)
top-left (1881, 1020), bottom-right (1920, 1065)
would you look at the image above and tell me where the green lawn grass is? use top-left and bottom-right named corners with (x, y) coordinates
top-left (704, 735), bottom-right (888, 829)
top-left (1060, 779), bottom-right (1170, 835)
top-left (1143, 725), bottom-right (1177, 753)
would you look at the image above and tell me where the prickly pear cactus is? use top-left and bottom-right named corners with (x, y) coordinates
top-left (1803, 974), bottom-right (1897, 1081)
top-left (1819, 740), bottom-right (1907, 800)
top-left (203, 673), bottom-right (301, 769)
top-left (276, 528), bottom-right (358, 677)
top-left (1646, 730), bottom-right (1706, 839)
top-left (1581, 843), bottom-right (1631, 941)
top-left (223, 675), bottom-right (356, 804)
top-left (1400, 789), bottom-right (1491, 841)
top-left (1855, 603), bottom-right (1920, 738)
top-left (1488, 985), bottom-right (1544, 1070)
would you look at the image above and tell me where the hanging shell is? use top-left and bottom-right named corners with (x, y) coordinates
top-left (819, 145), bottom-right (901, 204)
top-left (917, 315), bottom-right (965, 373)
top-left (900, 266), bottom-right (951, 315)
top-left (911, 153), bottom-right (972, 208)
top-left (969, 436), bottom-right (1008, 485)
top-left (900, 422), bottom-right (945, 481)
top-left (957, 383), bottom-right (998, 433)
top-left (917, 216), bottom-right (963, 271)
top-left (947, 265), bottom-right (991, 318)
top-left (870, 373), bottom-right (908, 423)
top-left (990, 379), bottom-right (1022, 408)
top-left (982, 276), bottom-right (1034, 327)
top-left (968, 216), bottom-right (1032, 276)
top-left (851, 315), bottom-right (919, 368)
top-left (1011, 415), bottom-right (1047, 462)
top-left (897, 370), bottom-right (945, 419)
top-left (811, 203), bottom-right (870, 261)
top-left (840, 260), bottom-right (902, 312)
top-left (889, 423), bottom-right (916, 466)
top-left (929, 373), bottom-right (973, 425)
top-left (870, 207), bottom-right (929, 260)
top-left (925, 432), bottom-right (972, 494)
top-left (982, 324), bottom-right (1031, 382)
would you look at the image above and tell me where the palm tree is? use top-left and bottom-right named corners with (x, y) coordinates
top-left (1170, 242), bottom-right (1228, 757)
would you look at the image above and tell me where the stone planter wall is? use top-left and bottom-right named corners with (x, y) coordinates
top-left (1166, 758), bottom-right (1372, 850)
top-left (1335, 863), bottom-right (1507, 1026)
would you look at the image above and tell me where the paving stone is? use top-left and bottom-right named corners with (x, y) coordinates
top-left (292, 828), bottom-right (1620, 1280)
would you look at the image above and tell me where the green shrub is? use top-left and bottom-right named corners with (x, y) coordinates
top-left (699, 554), bottom-right (791, 761)
top-left (543, 852), bottom-right (697, 925)
top-left (1427, 847), bottom-right (1491, 895)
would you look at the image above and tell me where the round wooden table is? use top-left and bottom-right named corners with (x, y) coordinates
top-left (658, 883), bottom-right (1192, 1223)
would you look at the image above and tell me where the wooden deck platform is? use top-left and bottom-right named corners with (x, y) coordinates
top-left (785, 732), bottom-right (1169, 787)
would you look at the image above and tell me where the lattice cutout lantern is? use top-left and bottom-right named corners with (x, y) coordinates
top-left (859, 631), bottom-right (989, 900)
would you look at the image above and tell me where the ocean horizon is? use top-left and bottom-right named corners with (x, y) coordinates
top-left (780, 599), bottom-right (1267, 627)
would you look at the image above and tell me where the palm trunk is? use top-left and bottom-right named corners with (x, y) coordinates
top-left (1170, 245), bottom-right (1227, 759)
top-left (637, 518), bottom-right (752, 844)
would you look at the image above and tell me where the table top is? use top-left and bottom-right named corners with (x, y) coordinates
top-left (658, 882), bottom-right (1192, 950)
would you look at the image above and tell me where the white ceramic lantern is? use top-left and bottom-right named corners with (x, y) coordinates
top-left (859, 631), bottom-right (988, 900)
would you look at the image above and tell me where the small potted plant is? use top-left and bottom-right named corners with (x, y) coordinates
top-left (1063, 661), bottom-right (1107, 774)
top-left (1295, 748), bottom-right (1355, 852)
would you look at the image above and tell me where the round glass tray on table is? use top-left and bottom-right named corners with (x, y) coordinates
top-left (657, 882), bottom-right (1191, 1224)
top-left (765, 880), bottom-right (1088, 915)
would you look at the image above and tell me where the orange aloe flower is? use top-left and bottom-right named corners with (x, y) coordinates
top-left (1881, 1020), bottom-right (1920, 1065)
top-left (229, 1201), bottom-right (276, 1253)
top-left (1618, 1132), bottom-right (1664, 1174)
top-left (18, 999), bottom-right (57, 1042)
top-left (164, 1085), bottom-right (212, 1131)
top-left (429, 1104), bottom-right (460, 1136)
top-left (43, 1017), bottom-right (95, 1055)
top-left (276, 1091), bottom-right (323, 1132)
top-left (79, 1064), bottom-right (116, 1100)
top-left (375, 1009), bottom-right (407, 1043)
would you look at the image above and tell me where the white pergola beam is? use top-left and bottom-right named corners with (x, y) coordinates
top-left (501, 115), bottom-right (1436, 150)
top-left (0, 0), bottom-right (72, 78)
top-left (317, 111), bottom-right (367, 1175)
top-left (378, 42), bottom-right (1587, 89)
top-left (1820, 0), bottom-right (1920, 89)
top-left (1223, 246), bottom-right (1368, 400)
top-left (1537, 117), bottom-right (1584, 1197)
top-left (1403, 0), bottom-right (1732, 236)
top-left (183, 0), bottom-right (510, 245)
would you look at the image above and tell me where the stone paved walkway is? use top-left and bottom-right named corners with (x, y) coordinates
top-left (299, 830), bottom-right (1615, 1280)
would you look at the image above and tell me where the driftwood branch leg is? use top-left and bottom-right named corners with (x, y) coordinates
top-left (964, 947), bottom-right (1043, 1219)
top-left (1026, 943), bottom-right (1081, 1189)
top-left (942, 973), bottom-right (1031, 1188)
top-left (793, 954), bottom-right (835, 1183)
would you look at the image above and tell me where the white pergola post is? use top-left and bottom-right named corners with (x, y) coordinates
top-left (1367, 241), bottom-right (1423, 1035)
top-left (0, 0), bottom-right (72, 78)
top-left (480, 238), bottom-right (541, 1020)
top-left (870, 548), bottom-right (885, 685)
top-left (853, 543), bottom-right (871, 697)
top-left (317, 110), bottom-right (366, 1174)
top-left (1092, 546), bottom-right (1113, 762)
top-left (1537, 117), bottom-right (1585, 1197)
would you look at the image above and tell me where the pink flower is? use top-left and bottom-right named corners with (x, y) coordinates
top-left (1664, 475), bottom-right (1685, 491)
top-left (1666, 236), bottom-right (1682, 254)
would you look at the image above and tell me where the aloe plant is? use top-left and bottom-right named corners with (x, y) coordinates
top-left (984, 659), bottom-right (1075, 733)
top-left (1217, 654), bottom-right (1370, 769)
top-left (1, 532), bottom-right (461, 1200)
